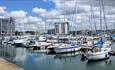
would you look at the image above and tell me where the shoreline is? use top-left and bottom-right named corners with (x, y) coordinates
top-left (0, 58), bottom-right (24, 70)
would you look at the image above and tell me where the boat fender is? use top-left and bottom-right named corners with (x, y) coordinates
top-left (74, 49), bottom-right (75, 51)
top-left (105, 54), bottom-right (108, 58)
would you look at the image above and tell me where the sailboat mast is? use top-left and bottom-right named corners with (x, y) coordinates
top-left (101, 0), bottom-right (108, 33)
top-left (64, 0), bottom-right (66, 23)
top-left (0, 18), bottom-right (2, 37)
top-left (99, 0), bottom-right (103, 34)
top-left (44, 12), bottom-right (47, 34)
top-left (71, 0), bottom-right (77, 36)
top-left (91, 4), bottom-right (97, 35)
top-left (8, 17), bottom-right (13, 37)
top-left (89, 5), bottom-right (93, 36)
top-left (74, 0), bottom-right (78, 36)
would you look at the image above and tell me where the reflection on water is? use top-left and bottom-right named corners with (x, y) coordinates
top-left (54, 52), bottom-right (79, 58)
top-left (86, 58), bottom-right (113, 70)
top-left (13, 48), bottom-right (28, 62)
top-left (0, 47), bottom-right (16, 60)
top-left (0, 42), bottom-right (115, 70)
top-left (87, 58), bottom-right (111, 66)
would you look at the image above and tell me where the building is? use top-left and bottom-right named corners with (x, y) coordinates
top-left (47, 29), bottom-right (55, 35)
top-left (55, 22), bottom-right (69, 35)
top-left (0, 17), bottom-right (15, 36)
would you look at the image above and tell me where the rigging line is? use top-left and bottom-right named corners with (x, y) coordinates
top-left (90, 4), bottom-right (97, 33)
top-left (8, 17), bottom-right (13, 36)
top-left (0, 18), bottom-right (2, 37)
top-left (71, 0), bottom-right (77, 35)
top-left (74, 0), bottom-right (78, 35)
top-left (89, 5), bottom-right (93, 36)
top-left (64, 0), bottom-right (66, 23)
top-left (101, 0), bottom-right (108, 32)
top-left (44, 12), bottom-right (47, 33)
top-left (99, 0), bottom-right (103, 32)
top-left (89, 0), bottom-right (94, 36)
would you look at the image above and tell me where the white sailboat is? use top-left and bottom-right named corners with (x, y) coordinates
top-left (87, 0), bottom-right (111, 61)
top-left (87, 48), bottom-right (109, 61)
top-left (53, 41), bottom-right (80, 54)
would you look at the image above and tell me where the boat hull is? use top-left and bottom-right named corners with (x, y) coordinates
top-left (13, 43), bottom-right (25, 47)
top-left (87, 52), bottom-right (109, 61)
top-left (54, 47), bottom-right (81, 54)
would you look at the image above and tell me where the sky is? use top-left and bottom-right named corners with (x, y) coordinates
top-left (0, 0), bottom-right (115, 32)
top-left (0, 0), bottom-right (54, 16)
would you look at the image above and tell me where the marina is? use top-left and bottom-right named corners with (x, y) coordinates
top-left (0, 42), bottom-right (115, 70)
top-left (0, 0), bottom-right (115, 70)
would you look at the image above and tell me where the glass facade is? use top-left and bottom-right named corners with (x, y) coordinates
top-left (0, 17), bottom-right (15, 36)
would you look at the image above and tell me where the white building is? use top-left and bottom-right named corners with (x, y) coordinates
top-left (55, 22), bottom-right (69, 35)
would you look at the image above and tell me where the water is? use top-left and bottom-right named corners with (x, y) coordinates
top-left (0, 43), bottom-right (115, 70)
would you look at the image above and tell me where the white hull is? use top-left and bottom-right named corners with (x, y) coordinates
top-left (88, 53), bottom-right (109, 60)
top-left (39, 36), bottom-right (47, 42)
top-left (13, 39), bottom-right (27, 47)
top-left (55, 47), bottom-right (81, 54)
top-left (87, 48), bottom-right (109, 61)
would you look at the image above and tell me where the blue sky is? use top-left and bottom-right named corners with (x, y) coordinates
top-left (0, 0), bottom-right (54, 16)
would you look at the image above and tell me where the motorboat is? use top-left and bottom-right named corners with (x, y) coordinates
top-left (26, 39), bottom-right (39, 48)
top-left (13, 36), bottom-right (28, 47)
top-left (38, 36), bottom-right (47, 42)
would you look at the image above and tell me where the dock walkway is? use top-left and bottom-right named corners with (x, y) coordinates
top-left (0, 58), bottom-right (23, 70)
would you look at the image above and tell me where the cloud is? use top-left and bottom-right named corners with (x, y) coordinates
top-left (32, 7), bottom-right (47, 16)
top-left (14, 16), bottom-right (46, 32)
top-left (0, 6), bottom-right (6, 14)
top-left (33, 7), bottom-right (60, 19)
top-left (32, 0), bottom-right (115, 30)
top-left (6, 10), bottom-right (28, 18)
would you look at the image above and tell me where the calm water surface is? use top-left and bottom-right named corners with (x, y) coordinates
top-left (0, 43), bottom-right (115, 70)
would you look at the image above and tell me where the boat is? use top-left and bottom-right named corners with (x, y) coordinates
top-left (102, 41), bottom-right (111, 53)
top-left (54, 52), bottom-right (79, 58)
top-left (1, 36), bottom-right (15, 44)
top-left (108, 51), bottom-right (115, 55)
top-left (26, 39), bottom-right (39, 48)
top-left (12, 37), bottom-right (27, 47)
top-left (111, 34), bottom-right (115, 41)
top-left (87, 48), bottom-right (110, 61)
top-left (53, 41), bottom-right (81, 54)
top-left (93, 37), bottom-right (111, 53)
top-left (27, 39), bottom-right (52, 50)
top-left (38, 35), bottom-right (47, 42)
top-left (27, 35), bottom-right (51, 50)
top-left (47, 43), bottom-right (61, 54)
